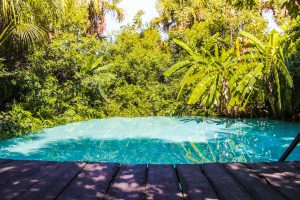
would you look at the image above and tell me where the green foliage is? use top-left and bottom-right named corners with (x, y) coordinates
top-left (226, 0), bottom-right (296, 15)
top-left (232, 0), bottom-right (258, 8)
top-left (0, 0), bottom-right (65, 49)
top-left (166, 30), bottom-right (295, 118)
top-left (104, 29), bottom-right (185, 116)
top-left (285, 17), bottom-right (300, 114)
top-left (167, 0), bottom-right (266, 55)
top-left (229, 31), bottom-right (293, 117)
top-left (1, 29), bottom-right (188, 139)
top-left (154, 0), bottom-right (207, 30)
top-left (165, 35), bottom-right (237, 114)
top-left (282, 0), bottom-right (300, 19)
top-left (0, 105), bottom-right (44, 139)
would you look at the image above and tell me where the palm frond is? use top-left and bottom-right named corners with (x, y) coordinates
top-left (0, 19), bottom-right (14, 47)
top-left (173, 38), bottom-right (199, 58)
top-left (104, 3), bottom-right (124, 22)
top-left (177, 65), bottom-right (197, 99)
top-left (12, 23), bottom-right (46, 48)
top-left (1, 0), bottom-right (18, 20)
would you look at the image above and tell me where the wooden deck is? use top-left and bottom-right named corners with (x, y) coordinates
top-left (0, 159), bottom-right (299, 200)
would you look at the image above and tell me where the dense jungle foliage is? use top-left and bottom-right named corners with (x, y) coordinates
top-left (0, 0), bottom-right (300, 138)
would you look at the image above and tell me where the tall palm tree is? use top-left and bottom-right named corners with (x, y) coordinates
top-left (86, 0), bottom-right (124, 38)
top-left (0, 0), bottom-right (66, 50)
top-left (154, 0), bottom-right (207, 31)
top-left (154, 0), bottom-right (179, 31)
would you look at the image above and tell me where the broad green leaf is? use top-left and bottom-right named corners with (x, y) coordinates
top-left (177, 65), bottom-right (197, 99)
top-left (91, 57), bottom-right (103, 71)
top-left (98, 87), bottom-right (110, 103)
top-left (173, 38), bottom-right (199, 58)
top-left (239, 30), bottom-right (265, 51)
top-left (164, 60), bottom-right (191, 77)
top-left (207, 76), bottom-right (219, 108)
top-left (188, 75), bottom-right (214, 104)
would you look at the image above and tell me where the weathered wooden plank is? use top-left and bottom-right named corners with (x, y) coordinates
top-left (265, 162), bottom-right (300, 180)
top-left (13, 161), bottom-right (86, 200)
top-left (224, 163), bottom-right (286, 200)
top-left (0, 159), bottom-right (12, 166)
top-left (246, 162), bottom-right (300, 200)
top-left (0, 160), bottom-right (37, 174)
top-left (0, 160), bottom-right (49, 185)
top-left (57, 162), bottom-right (119, 200)
top-left (289, 161), bottom-right (300, 170)
top-left (201, 163), bottom-right (253, 200)
top-left (176, 164), bottom-right (218, 200)
top-left (0, 161), bottom-right (64, 199)
top-left (106, 164), bottom-right (147, 200)
top-left (146, 164), bottom-right (183, 200)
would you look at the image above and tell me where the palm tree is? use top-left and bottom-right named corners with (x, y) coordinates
top-left (86, 0), bottom-right (124, 38)
top-left (154, 0), bottom-right (179, 31)
top-left (154, 0), bottom-right (207, 31)
top-left (0, 0), bottom-right (66, 50)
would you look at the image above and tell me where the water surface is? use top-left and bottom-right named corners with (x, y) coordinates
top-left (0, 117), bottom-right (299, 164)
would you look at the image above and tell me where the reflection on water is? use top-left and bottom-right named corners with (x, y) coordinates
top-left (182, 132), bottom-right (255, 163)
top-left (0, 117), bottom-right (299, 164)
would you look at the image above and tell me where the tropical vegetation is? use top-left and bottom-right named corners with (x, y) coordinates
top-left (0, 0), bottom-right (300, 139)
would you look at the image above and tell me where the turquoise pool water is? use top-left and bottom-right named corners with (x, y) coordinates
top-left (0, 117), bottom-right (299, 164)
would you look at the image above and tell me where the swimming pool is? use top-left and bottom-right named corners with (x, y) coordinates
top-left (0, 117), bottom-right (299, 164)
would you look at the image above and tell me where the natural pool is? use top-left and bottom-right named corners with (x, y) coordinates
top-left (0, 117), bottom-right (299, 164)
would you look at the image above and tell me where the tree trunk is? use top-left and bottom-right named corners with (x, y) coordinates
top-left (87, 4), bottom-right (106, 38)
top-left (98, 13), bottom-right (106, 38)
